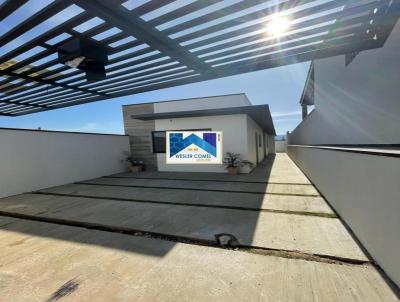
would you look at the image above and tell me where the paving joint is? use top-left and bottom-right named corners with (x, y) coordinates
top-left (75, 182), bottom-right (321, 197)
top-left (0, 210), bottom-right (367, 267)
top-left (103, 176), bottom-right (313, 186)
top-left (32, 191), bottom-right (336, 218)
top-left (240, 246), bottom-right (369, 265)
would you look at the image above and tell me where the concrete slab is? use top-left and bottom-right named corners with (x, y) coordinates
top-left (0, 193), bottom-right (365, 260)
top-left (0, 217), bottom-right (397, 302)
top-left (39, 183), bottom-right (334, 214)
top-left (81, 177), bottom-right (320, 196)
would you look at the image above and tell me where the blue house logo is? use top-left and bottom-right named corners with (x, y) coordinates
top-left (169, 132), bottom-right (216, 157)
top-left (166, 131), bottom-right (222, 164)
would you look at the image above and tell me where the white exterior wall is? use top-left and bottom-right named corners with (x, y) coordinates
top-left (154, 94), bottom-right (251, 113)
top-left (290, 21), bottom-right (400, 145)
top-left (246, 116), bottom-right (265, 171)
top-left (155, 114), bottom-right (249, 173)
top-left (266, 135), bottom-right (275, 154)
top-left (264, 134), bottom-right (275, 155)
top-left (0, 129), bottom-right (130, 198)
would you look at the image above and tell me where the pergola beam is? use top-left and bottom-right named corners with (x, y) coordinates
top-left (73, 0), bottom-right (214, 75)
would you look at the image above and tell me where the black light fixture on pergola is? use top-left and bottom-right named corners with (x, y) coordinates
top-left (0, 0), bottom-right (398, 116)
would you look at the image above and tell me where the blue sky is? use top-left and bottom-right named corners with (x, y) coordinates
top-left (0, 0), bottom-right (313, 135)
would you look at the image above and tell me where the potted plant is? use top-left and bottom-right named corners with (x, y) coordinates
top-left (126, 157), bottom-right (144, 173)
top-left (223, 152), bottom-right (254, 175)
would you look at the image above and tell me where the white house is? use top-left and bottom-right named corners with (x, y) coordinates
top-left (123, 94), bottom-right (276, 173)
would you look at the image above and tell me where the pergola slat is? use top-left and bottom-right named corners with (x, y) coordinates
top-left (162, 0), bottom-right (271, 35)
top-left (197, 13), bottom-right (373, 62)
top-left (74, 0), bottom-right (213, 74)
top-left (193, 2), bottom-right (378, 58)
top-left (187, 0), bottom-right (380, 53)
top-left (0, 0), bottom-right (29, 22)
top-left (129, 0), bottom-right (177, 17)
top-left (175, 0), bottom-right (346, 45)
top-left (148, 0), bottom-right (223, 27)
top-left (0, 0), bottom-right (74, 48)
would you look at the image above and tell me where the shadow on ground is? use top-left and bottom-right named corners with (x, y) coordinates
top-left (0, 156), bottom-right (277, 257)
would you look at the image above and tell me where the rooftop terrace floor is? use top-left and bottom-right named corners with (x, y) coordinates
top-left (0, 154), bottom-right (397, 301)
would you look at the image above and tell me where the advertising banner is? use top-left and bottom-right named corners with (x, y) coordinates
top-left (166, 131), bottom-right (222, 164)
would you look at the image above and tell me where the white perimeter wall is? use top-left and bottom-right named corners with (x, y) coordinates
top-left (290, 21), bottom-right (400, 145)
top-left (0, 129), bottom-right (130, 198)
top-left (288, 146), bottom-right (400, 287)
top-left (275, 141), bottom-right (287, 153)
top-left (287, 21), bottom-right (400, 287)
top-left (246, 116), bottom-right (265, 168)
top-left (155, 114), bottom-right (250, 173)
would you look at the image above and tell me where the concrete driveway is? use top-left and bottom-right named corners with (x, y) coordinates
top-left (0, 154), bottom-right (397, 301)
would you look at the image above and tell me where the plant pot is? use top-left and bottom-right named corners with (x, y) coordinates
top-left (130, 165), bottom-right (142, 173)
top-left (227, 166), bottom-right (239, 175)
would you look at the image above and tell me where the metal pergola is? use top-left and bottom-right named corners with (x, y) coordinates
top-left (0, 0), bottom-right (398, 116)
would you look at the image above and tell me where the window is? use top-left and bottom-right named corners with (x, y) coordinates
top-left (152, 131), bottom-right (166, 153)
top-left (258, 133), bottom-right (262, 147)
top-left (152, 128), bottom-right (212, 154)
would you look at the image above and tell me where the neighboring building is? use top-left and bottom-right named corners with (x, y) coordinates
top-left (290, 21), bottom-right (400, 145)
top-left (123, 94), bottom-right (276, 173)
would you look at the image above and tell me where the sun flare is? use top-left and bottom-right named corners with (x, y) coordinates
top-left (267, 15), bottom-right (291, 37)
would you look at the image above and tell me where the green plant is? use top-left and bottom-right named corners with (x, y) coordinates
top-left (126, 156), bottom-right (144, 166)
top-left (223, 152), bottom-right (254, 168)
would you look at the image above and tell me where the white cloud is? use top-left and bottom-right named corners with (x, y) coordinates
top-left (272, 110), bottom-right (301, 118)
top-left (51, 122), bottom-right (124, 134)
top-left (274, 118), bottom-right (302, 123)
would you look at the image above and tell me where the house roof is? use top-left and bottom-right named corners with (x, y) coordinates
top-left (0, 0), bottom-right (398, 116)
top-left (130, 104), bottom-right (276, 135)
top-left (122, 93), bottom-right (251, 107)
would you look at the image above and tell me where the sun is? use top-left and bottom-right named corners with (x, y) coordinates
top-left (267, 15), bottom-right (291, 37)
